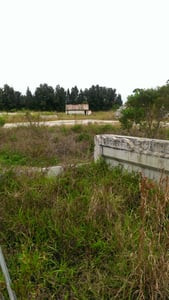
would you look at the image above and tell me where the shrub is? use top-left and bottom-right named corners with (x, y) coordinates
top-left (0, 116), bottom-right (5, 127)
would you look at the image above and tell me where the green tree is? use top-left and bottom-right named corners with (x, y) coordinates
top-left (84, 85), bottom-right (121, 111)
top-left (24, 87), bottom-right (34, 110)
top-left (34, 84), bottom-right (55, 111)
top-left (114, 93), bottom-right (123, 108)
top-left (78, 89), bottom-right (87, 104)
top-left (54, 85), bottom-right (66, 111)
top-left (120, 85), bottom-right (169, 137)
top-left (2, 84), bottom-right (16, 111)
top-left (69, 86), bottom-right (79, 103)
top-left (0, 84), bottom-right (22, 111)
top-left (0, 88), bottom-right (4, 110)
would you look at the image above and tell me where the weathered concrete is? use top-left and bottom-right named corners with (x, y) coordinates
top-left (12, 163), bottom-right (89, 178)
top-left (42, 166), bottom-right (64, 177)
top-left (13, 165), bottom-right (64, 177)
top-left (94, 134), bottom-right (169, 181)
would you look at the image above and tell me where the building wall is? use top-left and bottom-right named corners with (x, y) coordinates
top-left (66, 104), bottom-right (89, 111)
top-left (65, 104), bottom-right (90, 115)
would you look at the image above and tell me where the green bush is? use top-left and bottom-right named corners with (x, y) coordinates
top-left (0, 116), bottom-right (6, 127)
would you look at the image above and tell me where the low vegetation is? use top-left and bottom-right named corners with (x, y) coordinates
top-left (0, 161), bottom-right (169, 299)
top-left (0, 117), bottom-right (169, 299)
top-left (1, 119), bottom-right (169, 169)
top-left (0, 110), bottom-right (117, 123)
top-left (0, 123), bottom-right (121, 168)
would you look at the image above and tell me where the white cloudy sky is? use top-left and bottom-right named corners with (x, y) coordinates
top-left (0, 0), bottom-right (169, 101)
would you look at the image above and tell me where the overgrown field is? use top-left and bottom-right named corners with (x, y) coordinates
top-left (0, 123), bottom-right (121, 167)
top-left (0, 122), bottom-right (169, 299)
top-left (1, 119), bottom-right (169, 168)
top-left (0, 161), bottom-right (169, 299)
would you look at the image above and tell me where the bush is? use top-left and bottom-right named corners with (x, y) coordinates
top-left (0, 116), bottom-right (5, 127)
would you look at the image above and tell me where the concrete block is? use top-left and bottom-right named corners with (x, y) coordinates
top-left (94, 135), bottom-right (169, 181)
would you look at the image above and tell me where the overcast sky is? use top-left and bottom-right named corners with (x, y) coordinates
top-left (0, 0), bottom-right (169, 101)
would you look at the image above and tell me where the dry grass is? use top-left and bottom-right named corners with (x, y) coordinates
top-left (0, 121), bottom-right (124, 168)
top-left (0, 125), bottom-right (93, 167)
top-left (0, 110), bottom-right (117, 123)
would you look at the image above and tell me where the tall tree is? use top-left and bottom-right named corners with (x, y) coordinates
top-left (0, 88), bottom-right (4, 110)
top-left (34, 84), bottom-right (55, 111)
top-left (78, 89), bottom-right (87, 104)
top-left (2, 84), bottom-right (21, 111)
top-left (69, 86), bottom-right (79, 103)
top-left (86, 85), bottom-right (119, 111)
top-left (54, 85), bottom-right (66, 111)
top-left (24, 87), bottom-right (34, 110)
top-left (114, 93), bottom-right (122, 107)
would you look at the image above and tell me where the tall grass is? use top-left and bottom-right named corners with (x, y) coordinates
top-left (0, 123), bottom-right (121, 168)
top-left (0, 161), bottom-right (168, 299)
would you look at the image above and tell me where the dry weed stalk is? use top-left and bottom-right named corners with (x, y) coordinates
top-left (87, 186), bottom-right (120, 225)
top-left (135, 174), bottom-right (169, 299)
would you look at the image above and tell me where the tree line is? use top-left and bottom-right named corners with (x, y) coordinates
top-left (0, 84), bottom-right (122, 112)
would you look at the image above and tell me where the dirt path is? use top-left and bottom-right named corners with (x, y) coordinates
top-left (4, 119), bottom-right (119, 128)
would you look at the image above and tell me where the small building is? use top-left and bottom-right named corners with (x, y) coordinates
top-left (65, 104), bottom-right (91, 115)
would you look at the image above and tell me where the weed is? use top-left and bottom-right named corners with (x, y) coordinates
top-left (1, 162), bottom-right (168, 299)
top-left (0, 116), bottom-right (6, 127)
top-left (76, 132), bottom-right (90, 142)
top-left (1, 118), bottom-right (169, 299)
top-left (0, 150), bottom-right (28, 166)
top-left (71, 124), bottom-right (83, 133)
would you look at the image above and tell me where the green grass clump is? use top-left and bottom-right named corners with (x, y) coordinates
top-left (0, 150), bottom-right (28, 166)
top-left (0, 161), bottom-right (168, 299)
top-left (0, 116), bottom-right (6, 127)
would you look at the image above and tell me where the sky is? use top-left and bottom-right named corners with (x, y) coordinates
top-left (0, 0), bottom-right (169, 102)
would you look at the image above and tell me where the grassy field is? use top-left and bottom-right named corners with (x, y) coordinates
top-left (0, 119), bottom-right (169, 168)
top-left (0, 115), bottom-right (169, 299)
top-left (0, 110), bottom-right (117, 123)
top-left (0, 123), bottom-right (122, 168)
top-left (0, 161), bottom-right (169, 299)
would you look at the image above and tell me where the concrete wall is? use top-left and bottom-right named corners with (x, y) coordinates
top-left (94, 134), bottom-right (169, 181)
